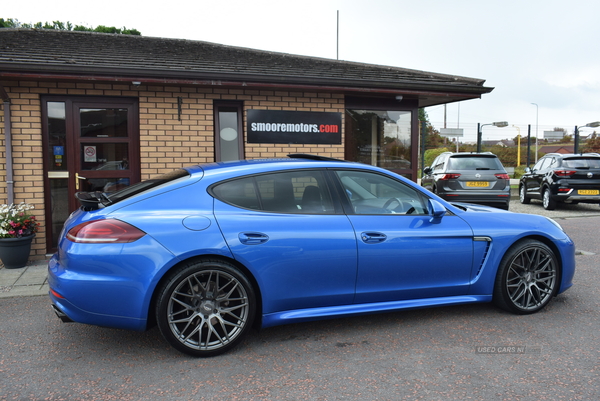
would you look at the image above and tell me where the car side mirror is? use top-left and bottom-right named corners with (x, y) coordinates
top-left (524, 167), bottom-right (532, 174)
top-left (423, 167), bottom-right (432, 175)
top-left (428, 199), bottom-right (446, 223)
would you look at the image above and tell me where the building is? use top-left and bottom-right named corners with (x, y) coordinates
top-left (0, 28), bottom-right (493, 257)
top-left (544, 130), bottom-right (565, 142)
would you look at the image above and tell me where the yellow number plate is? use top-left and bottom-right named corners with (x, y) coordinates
top-left (578, 189), bottom-right (599, 195)
top-left (466, 181), bottom-right (489, 187)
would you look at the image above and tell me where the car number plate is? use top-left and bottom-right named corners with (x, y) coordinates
top-left (466, 181), bottom-right (489, 187)
top-left (578, 189), bottom-right (599, 195)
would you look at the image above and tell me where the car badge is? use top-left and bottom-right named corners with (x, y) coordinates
top-left (475, 173), bottom-right (481, 178)
top-left (588, 172), bottom-right (593, 178)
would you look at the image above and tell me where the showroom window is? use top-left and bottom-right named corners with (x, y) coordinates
top-left (345, 109), bottom-right (412, 172)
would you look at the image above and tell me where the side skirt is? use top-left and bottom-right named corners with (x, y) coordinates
top-left (261, 295), bottom-right (492, 328)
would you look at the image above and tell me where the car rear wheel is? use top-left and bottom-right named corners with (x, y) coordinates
top-left (519, 185), bottom-right (531, 204)
top-left (542, 188), bottom-right (556, 210)
top-left (493, 239), bottom-right (559, 314)
top-left (156, 259), bottom-right (256, 357)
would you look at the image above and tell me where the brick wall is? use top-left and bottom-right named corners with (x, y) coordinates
top-left (0, 80), bottom-right (346, 258)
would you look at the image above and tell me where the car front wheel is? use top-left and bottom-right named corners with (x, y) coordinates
top-left (542, 188), bottom-right (556, 210)
top-left (493, 239), bottom-right (559, 314)
top-left (156, 259), bottom-right (256, 357)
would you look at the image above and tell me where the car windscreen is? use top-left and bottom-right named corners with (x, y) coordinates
top-left (106, 169), bottom-right (191, 204)
top-left (562, 157), bottom-right (600, 169)
top-left (447, 156), bottom-right (503, 170)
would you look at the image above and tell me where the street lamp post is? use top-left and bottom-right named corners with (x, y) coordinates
top-left (531, 103), bottom-right (538, 162)
top-left (512, 125), bottom-right (521, 166)
top-left (477, 121), bottom-right (508, 152)
top-left (574, 121), bottom-right (600, 153)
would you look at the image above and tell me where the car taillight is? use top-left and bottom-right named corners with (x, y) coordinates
top-left (495, 173), bottom-right (510, 180)
top-left (66, 219), bottom-right (146, 243)
top-left (440, 173), bottom-right (461, 180)
top-left (555, 169), bottom-right (577, 177)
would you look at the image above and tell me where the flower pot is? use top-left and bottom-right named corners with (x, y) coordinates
top-left (0, 234), bottom-right (35, 269)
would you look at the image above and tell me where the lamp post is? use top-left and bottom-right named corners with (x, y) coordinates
top-left (531, 103), bottom-right (538, 162)
top-left (574, 121), bottom-right (600, 154)
top-left (477, 121), bottom-right (508, 152)
top-left (512, 125), bottom-right (521, 166)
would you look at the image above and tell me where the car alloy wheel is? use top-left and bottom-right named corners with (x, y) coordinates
top-left (542, 188), bottom-right (556, 210)
top-left (519, 185), bottom-right (530, 204)
top-left (493, 239), bottom-right (559, 314)
top-left (156, 259), bottom-right (256, 357)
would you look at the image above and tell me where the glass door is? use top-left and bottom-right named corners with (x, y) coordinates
top-left (43, 97), bottom-right (140, 251)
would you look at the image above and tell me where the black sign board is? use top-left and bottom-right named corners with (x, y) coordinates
top-left (247, 110), bottom-right (342, 144)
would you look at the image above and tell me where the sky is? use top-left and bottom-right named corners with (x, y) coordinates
top-left (5, 0), bottom-right (600, 142)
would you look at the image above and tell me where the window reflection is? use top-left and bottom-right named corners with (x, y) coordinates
top-left (80, 143), bottom-right (129, 170)
top-left (345, 110), bottom-right (411, 171)
top-left (47, 102), bottom-right (67, 171)
top-left (80, 108), bottom-right (128, 137)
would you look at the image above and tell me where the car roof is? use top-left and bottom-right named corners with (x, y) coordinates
top-left (194, 155), bottom-right (368, 178)
top-left (544, 153), bottom-right (600, 158)
top-left (447, 152), bottom-right (497, 158)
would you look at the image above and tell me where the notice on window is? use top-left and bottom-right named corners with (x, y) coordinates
top-left (84, 146), bottom-right (97, 162)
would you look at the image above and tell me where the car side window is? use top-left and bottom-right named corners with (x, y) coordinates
top-left (532, 158), bottom-right (546, 171)
top-left (335, 170), bottom-right (429, 215)
top-left (212, 170), bottom-right (334, 214)
top-left (432, 156), bottom-right (445, 172)
top-left (542, 158), bottom-right (556, 170)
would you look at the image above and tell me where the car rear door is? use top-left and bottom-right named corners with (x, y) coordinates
top-left (212, 170), bottom-right (358, 315)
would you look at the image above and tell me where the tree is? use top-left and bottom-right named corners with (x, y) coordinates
top-left (582, 133), bottom-right (600, 153)
top-left (423, 147), bottom-right (449, 168)
top-left (0, 18), bottom-right (140, 35)
top-left (419, 109), bottom-right (444, 148)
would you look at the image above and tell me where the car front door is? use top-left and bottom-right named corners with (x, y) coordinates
top-left (524, 157), bottom-right (552, 197)
top-left (212, 170), bottom-right (358, 315)
top-left (334, 169), bottom-right (475, 303)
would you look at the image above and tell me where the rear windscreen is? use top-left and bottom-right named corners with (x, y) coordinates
top-left (448, 156), bottom-right (503, 170)
top-left (562, 158), bottom-right (600, 169)
top-left (106, 169), bottom-right (190, 204)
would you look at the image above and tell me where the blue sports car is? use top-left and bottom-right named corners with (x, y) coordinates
top-left (49, 155), bottom-right (576, 356)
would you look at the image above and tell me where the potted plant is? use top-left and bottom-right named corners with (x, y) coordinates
top-left (0, 202), bottom-right (40, 269)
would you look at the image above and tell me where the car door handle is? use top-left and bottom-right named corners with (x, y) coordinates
top-left (361, 232), bottom-right (387, 244)
top-left (239, 232), bottom-right (269, 245)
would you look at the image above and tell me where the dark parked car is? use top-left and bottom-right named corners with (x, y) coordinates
top-left (49, 155), bottom-right (575, 357)
top-left (421, 152), bottom-right (511, 210)
top-left (519, 152), bottom-right (600, 210)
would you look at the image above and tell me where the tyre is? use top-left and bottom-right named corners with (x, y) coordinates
top-left (156, 259), bottom-right (256, 357)
top-left (542, 187), bottom-right (556, 210)
top-left (519, 185), bottom-right (530, 204)
top-left (493, 239), bottom-right (559, 314)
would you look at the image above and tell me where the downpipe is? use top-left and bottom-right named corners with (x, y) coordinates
top-left (1, 84), bottom-right (14, 204)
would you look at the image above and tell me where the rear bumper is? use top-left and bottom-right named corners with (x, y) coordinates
top-left (47, 235), bottom-right (178, 332)
top-left (438, 192), bottom-right (510, 208)
top-left (551, 192), bottom-right (600, 203)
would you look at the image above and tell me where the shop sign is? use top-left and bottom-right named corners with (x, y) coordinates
top-left (247, 110), bottom-right (342, 144)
